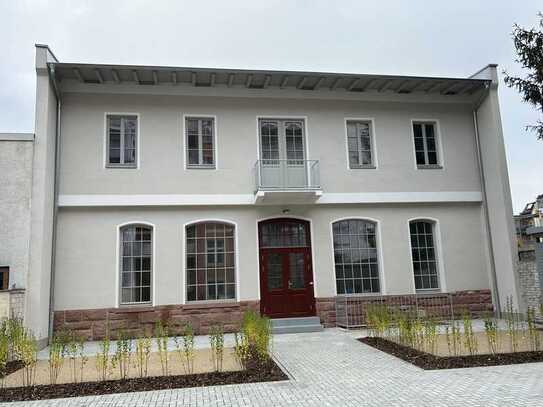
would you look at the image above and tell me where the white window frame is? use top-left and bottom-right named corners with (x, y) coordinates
top-left (115, 221), bottom-right (155, 307)
top-left (104, 113), bottom-right (140, 169)
top-left (329, 217), bottom-right (386, 296)
top-left (183, 115), bottom-right (218, 169)
top-left (410, 119), bottom-right (444, 170)
top-left (344, 118), bottom-right (378, 169)
top-left (407, 217), bottom-right (446, 293)
top-left (182, 219), bottom-right (239, 304)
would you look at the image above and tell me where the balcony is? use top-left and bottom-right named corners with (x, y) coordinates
top-left (254, 159), bottom-right (322, 204)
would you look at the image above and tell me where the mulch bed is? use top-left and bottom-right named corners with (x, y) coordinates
top-left (359, 336), bottom-right (543, 370)
top-left (0, 358), bottom-right (287, 402)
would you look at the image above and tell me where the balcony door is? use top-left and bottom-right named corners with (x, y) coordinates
top-left (259, 119), bottom-right (307, 189)
top-left (258, 218), bottom-right (316, 318)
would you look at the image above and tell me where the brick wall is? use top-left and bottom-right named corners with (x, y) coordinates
top-left (54, 301), bottom-right (259, 341)
top-left (518, 250), bottom-right (541, 311)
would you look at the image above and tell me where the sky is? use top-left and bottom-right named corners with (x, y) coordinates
top-left (1, 0), bottom-right (541, 213)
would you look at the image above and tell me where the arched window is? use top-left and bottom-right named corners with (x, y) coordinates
top-left (332, 219), bottom-right (380, 294)
top-left (186, 222), bottom-right (236, 302)
top-left (409, 220), bottom-right (439, 290)
top-left (120, 224), bottom-right (152, 304)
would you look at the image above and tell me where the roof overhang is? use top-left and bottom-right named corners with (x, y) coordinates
top-left (50, 61), bottom-right (490, 101)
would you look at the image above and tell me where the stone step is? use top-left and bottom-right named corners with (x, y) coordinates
top-left (271, 316), bottom-right (323, 334)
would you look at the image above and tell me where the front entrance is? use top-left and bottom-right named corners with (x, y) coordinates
top-left (258, 218), bottom-right (316, 318)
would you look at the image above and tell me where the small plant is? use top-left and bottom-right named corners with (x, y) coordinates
top-left (174, 323), bottom-right (195, 374)
top-left (0, 322), bottom-right (10, 387)
top-left (48, 334), bottom-right (66, 385)
top-left (233, 331), bottom-right (250, 369)
top-left (134, 334), bottom-right (152, 378)
top-left (112, 330), bottom-right (131, 380)
top-left (366, 304), bottom-right (391, 338)
top-left (504, 296), bottom-right (521, 352)
top-left (462, 312), bottom-right (478, 356)
top-left (96, 331), bottom-right (112, 381)
top-left (16, 329), bottom-right (38, 387)
top-left (424, 318), bottom-right (437, 354)
top-left (209, 325), bottom-right (224, 372)
top-left (483, 314), bottom-right (499, 355)
top-left (527, 307), bottom-right (541, 351)
top-left (64, 331), bottom-right (87, 383)
top-left (155, 321), bottom-right (169, 376)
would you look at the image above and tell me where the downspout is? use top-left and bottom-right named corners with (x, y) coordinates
top-left (472, 84), bottom-right (501, 317)
top-left (46, 63), bottom-right (61, 343)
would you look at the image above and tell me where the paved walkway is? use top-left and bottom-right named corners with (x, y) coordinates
top-left (7, 328), bottom-right (543, 406)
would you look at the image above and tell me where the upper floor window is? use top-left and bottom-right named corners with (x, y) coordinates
top-left (107, 115), bottom-right (137, 168)
top-left (185, 117), bottom-right (215, 168)
top-left (346, 120), bottom-right (374, 168)
top-left (186, 222), bottom-right (236, 301)
top-left (413, 121), bottom-right (440, 168)
top-left (332, 219), bottom-right (380, 294)
top-left (409, 220), bottom-right (440, 290)
top-left (120, 224), bottom-right (152, 304)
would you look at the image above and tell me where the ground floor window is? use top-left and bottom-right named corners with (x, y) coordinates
top-left (120, 224), bottom-right (152, 304)
top-left (332, 219), bottom-right (380, 294)
top-left (409, 220), bottom-right (439, 290)
top-left (186, 221), bottom-right (236, 301)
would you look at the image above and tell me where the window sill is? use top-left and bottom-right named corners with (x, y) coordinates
top-left (417, 164), bottom-right (443, 170)
top-left (349, 165), bottom-right (376, 170)
top-left (117, 302), bottom-right (153, 310)
top-left (336, 292), bottom-right (382, 297)
top-left (183, 299), bottom-right (238, 309)
top-left (106, 164), bottom-right (138, 169)
top-left (187, 165), bottom-right (216, 170)
top-left (415, 289), bottom-right (442, 294)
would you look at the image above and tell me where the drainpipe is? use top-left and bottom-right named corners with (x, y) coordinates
top-left (46, 63), bottom-right (62, 343)
top-left (472, 85), bottom-right (501, 317)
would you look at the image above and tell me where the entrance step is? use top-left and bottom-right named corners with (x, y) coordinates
top-left (270, 316), bottom-right (324, 334)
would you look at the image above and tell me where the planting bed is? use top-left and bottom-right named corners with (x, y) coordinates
top-left (0, 357), bottom-right (287, 402)
top-left (360, 336), bottom-right (543, 369)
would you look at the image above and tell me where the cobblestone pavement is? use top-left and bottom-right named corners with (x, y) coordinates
top-left (7, 328), bottom-right (543, 406)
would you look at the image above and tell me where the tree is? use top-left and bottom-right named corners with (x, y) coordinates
top-left (504, 13), bottom-right (543, 140)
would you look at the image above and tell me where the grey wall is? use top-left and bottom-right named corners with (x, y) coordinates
top-left (0, 140), bottom-right (33, 289)
top-left (58, 93), bottom-right (481, 195)
top-left (54, 203), bottom-right (489, 311)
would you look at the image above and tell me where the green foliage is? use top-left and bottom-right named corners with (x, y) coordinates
top-left (48, 335), bottom-right (66, 385)
top-left (483, 314), bottom-right (499, 355)
top-left (365, 304), bottom-right (392, 338)
top-left (0, 320), bottom-right (10, 387)
top-left (504, 13), bottom-right (543, 140)
top-left (174, 323), bottom-right (195, 375)
top-left (134, 334), bottom-right (152, 378)
top-left (96, 330), bottom-right (112, 381)
top-left (14, 327), bottom-right (37, 387)
top-left (504, 296), bottom-right (521, 352)
top-left (155, 321), bottom-right (169, 376)
top-left (462, 312), bottom-right (478, 356)
top-left (209, 325), bottom-right (224, 372)
top-left (234, 311), bottom-right (272, 369)
top-left (423, 318), bottom-right (438, 354)
top-left (112, 330), bottom-right (132, 380)
top-left (527, 307), bottom-right (541, 352)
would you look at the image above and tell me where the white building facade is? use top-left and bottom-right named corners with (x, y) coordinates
top-left (9, 45), bottom-right (521, 345)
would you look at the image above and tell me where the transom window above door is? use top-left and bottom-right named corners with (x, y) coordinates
top-left (106, 115), bottom-right (138, 168)
top-left (185, 117), bottom-right (216, 168)
top-left (259, 119), bottom-right (305, 165)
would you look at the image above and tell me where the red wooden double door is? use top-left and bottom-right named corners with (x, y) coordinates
top-left (258, 218), bottom-right (316, 318)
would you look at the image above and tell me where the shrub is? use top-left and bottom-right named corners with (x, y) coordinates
top-left (504, 296), bottom-right (521, 352)
top-left (174, 323), bottom-right (195, 375)
top-left (462, 312), bottom-right (478, 356)
top-left (155, 321), bottom-right (169, 376)
top-left (95, 331), bottom-right (111, 381)
top-left (48, 335), bottom-right (66, 385)
top-left (134, 334), bottom-right (152, 378)
top-left (209, 325), bottom-right (224, 372)
top-left (0, 322), bottom-right (9, 387)
top-left (527, 307), bottom-right (541, 351)
top-left (483, 314), bottom-right (499, 355)
top-left (112, 330), bottom-right (131, 380)
top-left (234, 311), bottom-right (272, 368)
top-left (16, 329), bottom-right (37, 387)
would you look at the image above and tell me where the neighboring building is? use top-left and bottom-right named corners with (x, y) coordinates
top-left (514, 195), bottom-right (543, 253)
top-left (2, 45), bottom-right (521, 346)
top-left (0, 133), bottom-right (33, 321)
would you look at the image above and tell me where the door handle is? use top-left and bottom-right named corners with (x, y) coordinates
top-left (309, 282), bottom-right (313, 286)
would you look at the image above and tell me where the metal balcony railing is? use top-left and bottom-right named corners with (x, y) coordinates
top-left (255, 159), bottom-right (321, 191)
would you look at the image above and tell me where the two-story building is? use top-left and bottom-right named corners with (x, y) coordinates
top-left (11, 45), bottom-right (521, 346)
